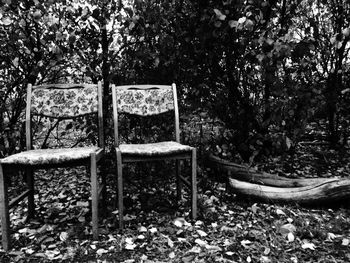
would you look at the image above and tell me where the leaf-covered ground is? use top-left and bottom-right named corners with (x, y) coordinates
top-left (1, 145), bottom-right (350, 262)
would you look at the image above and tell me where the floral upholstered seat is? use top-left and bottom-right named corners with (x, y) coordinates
top-left (119, 141), bottom-right (193, 156)
top-left (0, 147), bottom-right (100, 166)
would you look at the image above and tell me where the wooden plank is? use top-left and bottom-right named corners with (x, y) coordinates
top-left (191, 148), bottom-right (197, 220)
top-left (26, 168), bottom-right (35, 219)
top-left (122, 152), bottom-right (192, 163)
top-left (178, 174), bottom-right (191, 188)
top-left (116, 149), bottom-right (124, 230)
top-left (172, 83), bottom-right (180, 143)
top-left (32, 83), bottom-right (97, 90)
top-left (115, 84), bottom-right (171, 90)
top-left (176, 160), bottom-right (182, 201)
top-left (112, 84), bottom-right (120, 147)
top-left (26, 83), bottom-right (32, 150)
top-left (9, 190), bottom-right (30, 209)
top-left (97, 81), bottom-right (104, 149)
top-left (95, 148), bottom-right (104, 162)
top-left (0, 164), bottom-right (11, 251)
top-left (90, 152), bottom-right (99, 240)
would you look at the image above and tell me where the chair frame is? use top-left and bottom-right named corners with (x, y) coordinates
top-left (112, 83), bottom-right (197, 229)
top-left (0, 82), bottom-right (105, 251)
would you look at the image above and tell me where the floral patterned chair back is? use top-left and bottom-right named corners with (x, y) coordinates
top-left (27, 83), bottom-right (104, 150)
top-left (112, 84), bottom-right (180, 146)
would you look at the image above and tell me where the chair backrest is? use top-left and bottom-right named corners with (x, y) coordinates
top-left (112, 84), bottom-right (180, 146)
top-left (26, 82), bottom-right (104, 150)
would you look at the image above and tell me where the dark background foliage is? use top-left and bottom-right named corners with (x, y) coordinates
top-left (1, 0), bottom-right (349, 162)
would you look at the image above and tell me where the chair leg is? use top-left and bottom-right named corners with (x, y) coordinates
top-left (90, 153), bottom-right (99, 240)
top-left (0, 164), bottom-right (11, 251)
top-left (101, 167), bottom-right (107, 216)
top-left (176, 160), bottom-right (182, 202)
top-left (26, 168), bottom-right (35, 219)
top-left (191, 148), bottom-right (197, 220)
top-left (116, 150), bottom-right (123, 230)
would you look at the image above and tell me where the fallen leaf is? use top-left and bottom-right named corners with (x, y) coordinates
top-left (301, 241), bottom-right (316, 250)
top-left (263, 247), bottom-right (270, 255)
top-left (137, 234), bottom-right (145, 240)
top-left (149, 227), bottom-right (157, 234)
top-left (59, 231), bottom-right (69, 241)
top-left (125, 237), bottom-right (136, 250)
top-left (228, 20), bottom-right (238, 28)
top-left (195, 220), bottom-right (204, 226)
top-left (96, 248), bottom-right (108, 256)
top-left (213, 8), bottom-right (226, 21)
top-left (2, 17), bottom-right (13, 26)
top-left (241, 240), bottom-right (252, 249)
top-left (139, 226), bottom-right (147, 232)
top-left (342, 238), bottom-right (350, 246)
top-left (205, 244), bottom-right (222, 251)
top-left (326, 232), bottom-right (337, 242)
top-left (25, 248), bottom-right (35, 255)
top-left (140, 255), bottom-right (147, 261)
top-left (280, 223), bottom-right (296, 237)
top-left (108, 234), bottom-right (117, 242)
top-left (189, 246), bottom-right (201, 253)
top-left (182, 255), bottom-right (195, 263)
top-left (169, 251), bottom-right (176, 259)
top-left (276, 209), bottom-right (286, 216)
top-left (290, 256), bottom-right (298, 263)
top-left (167, 237), bottom-right (174, 248)
top-left (18, 228), bottom-right (29, 234)
top-left (76, 201), bottom-right (89, 207)
top-left (125, 243), bottom-right (137, 250)
top-left (173, 218), bottom-right (184, 228)
top-left (197, 229), bottom-right (208, 237)
top-left (287, 232), bottom-right (295, 242)
top-left (195, 238), bottom-right (207, 247)
top-left (251, 203), bottom-right (259, 213)
top-left (177, 237), bottom-right (187, 242)
top-left (41, 237), bottom-right (55, 244)
top-left (45, 249), bottom-right (60, 260)
top-left (260, 256), bottom-right (271, 263)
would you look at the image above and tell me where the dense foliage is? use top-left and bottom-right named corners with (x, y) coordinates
top-left (1, 0), bottom-right (350, 162)
top-left (1, 1), bottom-right (350, 260)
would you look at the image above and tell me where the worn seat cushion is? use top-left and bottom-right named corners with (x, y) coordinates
top-left (0, 147), bottom-right (100, 166)
top-left (118, 141), bottom-right (193, 156)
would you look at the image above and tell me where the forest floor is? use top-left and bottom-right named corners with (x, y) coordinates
top-left (0, 143), bottom-right (350, 263)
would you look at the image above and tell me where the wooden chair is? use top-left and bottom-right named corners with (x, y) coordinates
top-left (111, 83), bottom-right (197, 229)
top-left (0, 82), bottom-right (105, 251)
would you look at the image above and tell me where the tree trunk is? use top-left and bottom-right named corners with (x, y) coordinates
top-left (208, 154), bottom-right (350, 204)
top-left (228, 178), bottom-right (350, 205)
top-left (208, 154), bottom-right (336, 187)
